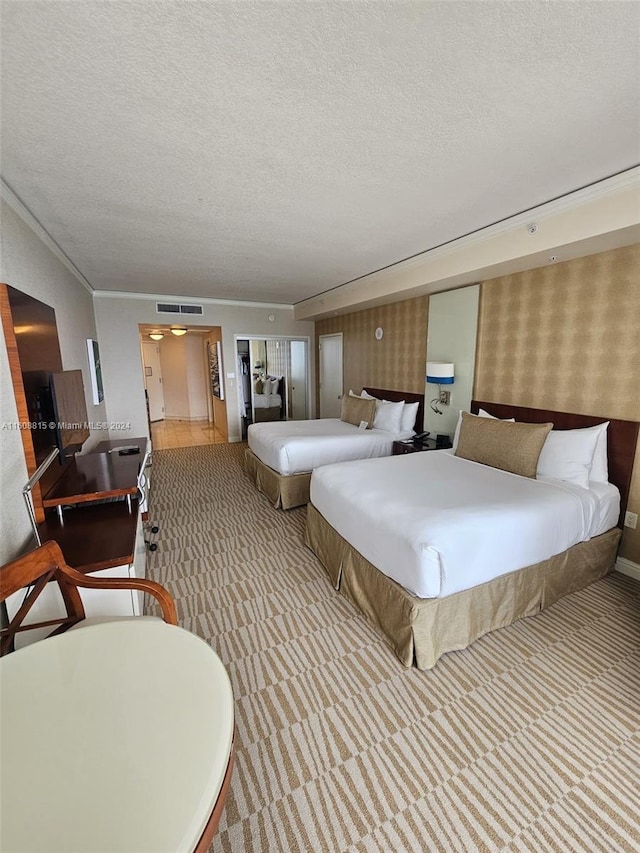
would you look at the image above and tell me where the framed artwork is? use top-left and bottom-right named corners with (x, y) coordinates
top-left (86, 339), bottom-right (104, 404)
top-left (208, 340), bottom-right (225, 401)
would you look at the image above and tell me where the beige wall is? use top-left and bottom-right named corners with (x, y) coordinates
top-left (94, 296), bottom-right (314, 442)
top-left (0, 202), bottom-right (107, 563)
top-left (314, 244), bottom-right (640, 561)
top-left (475, 244), bottom-right (640, 560)
top-left (315, 295), bottom-right (429, 399)
top-left (159, 335), bottom-right (190, 419)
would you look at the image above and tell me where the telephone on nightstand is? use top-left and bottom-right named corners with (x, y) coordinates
top-left (412, 431), bottom-right (430, 443)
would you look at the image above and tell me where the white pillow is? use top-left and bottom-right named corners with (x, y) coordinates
top-left (452, 408), bottom-right (515, 450)
top-left (400, 401), bottom-right (419, 433)
top-left (361, 389), bottom-right (375, 399)
top-left (589, 422), bottom-right (609, 483)
top-left (373, 399), bottom-right (405, 433)
top-left (262, 378), bottom-right (273, 395)
top-left (537, 423), bottom-right (608, 488)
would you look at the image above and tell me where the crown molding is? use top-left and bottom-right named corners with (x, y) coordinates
top-left (92, 288), bottom-right (294, 310)
top-left (1, 178), bottom-right (95, 294)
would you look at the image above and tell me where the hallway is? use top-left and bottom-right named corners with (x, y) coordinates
top-left (150, 419), bottom-right (227, 450)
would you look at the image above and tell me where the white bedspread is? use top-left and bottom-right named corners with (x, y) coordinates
top-left (247, 418), bottom-right (399, 475)
top-left (310, 450), bottom-right (618, 599)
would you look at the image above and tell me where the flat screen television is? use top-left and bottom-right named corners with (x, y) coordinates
top-left (49, 370), bottom-right (90, 458)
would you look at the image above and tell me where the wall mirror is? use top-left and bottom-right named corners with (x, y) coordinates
top-left (236, 337), bottom-right (309, 437)
top-left (424, 284), bottom-right (480, 439)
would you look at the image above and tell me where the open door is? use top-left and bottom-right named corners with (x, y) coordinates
top-left (141, 341), bottom-right (165, 422)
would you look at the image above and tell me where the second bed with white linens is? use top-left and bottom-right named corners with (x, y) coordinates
top-left (310, 448), bottom-right (620, 599)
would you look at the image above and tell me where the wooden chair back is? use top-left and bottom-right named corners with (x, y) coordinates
top-left (1, 540), bottom-right (177, 656)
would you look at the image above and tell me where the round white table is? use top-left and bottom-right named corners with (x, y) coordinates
top-left (0, 619), bottom-right (234, 853)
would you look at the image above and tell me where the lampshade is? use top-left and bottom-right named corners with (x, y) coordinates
top-left (149, 332), bottom-right (163, 341)
top-left (426, 362), bottom-right (454, 384)
top-left (170, 327), bottom-right (187, 337)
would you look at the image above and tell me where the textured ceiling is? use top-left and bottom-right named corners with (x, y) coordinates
top-left (1, 1), bottom-right (638, 304)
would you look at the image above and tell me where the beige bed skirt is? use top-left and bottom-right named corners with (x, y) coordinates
top-left (243, 448), bottom-right (311, 510)
top-left (305, 502), bottom-right (621, 670)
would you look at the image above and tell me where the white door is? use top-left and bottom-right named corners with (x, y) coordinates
top-left (289, 340), bottom-right (307, 420)
top-left (319, 334), bottom-right (343, 418)
top-left (141, 341), bottom-right (165, 422)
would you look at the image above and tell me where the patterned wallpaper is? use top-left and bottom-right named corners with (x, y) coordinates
top-left (475, 246), bottom-right (639, 420)
top-left (475, 244), bottom-right (640, 561)
top-left (315, 295), bottom-right (429, 397)
top-left (314, 244), bottom-right (640, 562)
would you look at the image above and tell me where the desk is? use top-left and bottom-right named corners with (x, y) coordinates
top-left (42, 438), bottom-right (148, 512)
top-left (0, 619), bottom-right (235, 853)
top-left (37, 500), bottom-right (140, 572)
top-left (9, 439), bottom-right (151, 649)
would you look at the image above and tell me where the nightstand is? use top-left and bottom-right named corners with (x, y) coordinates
top-left (392, 438), bottom-right (452, 455)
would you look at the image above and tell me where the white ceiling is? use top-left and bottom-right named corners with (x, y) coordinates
top-left (1, 1), bottom-right (638, 305)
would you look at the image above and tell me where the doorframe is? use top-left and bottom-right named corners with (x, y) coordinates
top-left (318, 332), bottom-right (344, 418)
top-left (140, 339), bottom-right (165, 423)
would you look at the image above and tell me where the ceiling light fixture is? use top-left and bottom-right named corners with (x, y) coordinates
top-left (171, 327), bottom-right (187, 336)
top-left (149, 332), bottom-right (163, 341)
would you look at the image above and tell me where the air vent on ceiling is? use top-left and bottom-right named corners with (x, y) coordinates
top-left (156, 302), bottom-right (204, 316)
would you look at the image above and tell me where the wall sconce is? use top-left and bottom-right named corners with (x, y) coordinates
top-left (149, 332), bottom-right (164, 341)
top-left (426, 362), bottom-right (454, 414)
top-left (170, 327), bottom-right (187, 337)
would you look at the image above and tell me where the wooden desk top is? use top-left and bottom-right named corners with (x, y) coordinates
top-left (37, 500), bottom-right (140, 573)
top-left (91, 437), bottom-right (148, 454)
top-left (42, 439), bottom-right (147, 508)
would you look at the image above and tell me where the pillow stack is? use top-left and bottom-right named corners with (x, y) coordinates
top-left (454, 408), bottom-right (610, 487)
top-left (452, 408), bottom-right (514, 450)
top-left (348, 389), bottom-right (420, 434)
top-left (455, 412), bottom-right (552, 478)
top-left (536, 421), bottom-right (609, 488)
top-left (341, 394), bottom-right (376, 428)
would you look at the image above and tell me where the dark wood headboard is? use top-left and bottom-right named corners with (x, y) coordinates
top-left (472, 400), bottom-right (639, 527)
top-left (364, 388), bottom-right (425, 433)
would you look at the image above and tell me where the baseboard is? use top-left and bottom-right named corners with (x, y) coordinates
top-left (614, 557), bottom-right (640, 581)
top-left (163, 416), bottom-right (210, 422)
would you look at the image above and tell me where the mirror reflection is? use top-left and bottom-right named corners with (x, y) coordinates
top-left (237, 338), bottom-right (308, 438)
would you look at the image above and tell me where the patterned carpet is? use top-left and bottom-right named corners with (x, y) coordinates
top-left (147, 444), bottom-right (640, 853)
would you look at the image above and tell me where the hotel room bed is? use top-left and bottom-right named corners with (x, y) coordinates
top-left (304, 402), bottom-right (638, 669)
top-left (252, 376), bottom-right (285, 423)
top-left (244, 388), bottom-right (424, 509)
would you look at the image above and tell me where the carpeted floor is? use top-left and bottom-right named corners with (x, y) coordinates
top-left (147, 443), bottom-right (640, 852)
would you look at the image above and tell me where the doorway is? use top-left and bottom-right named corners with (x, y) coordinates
top-left (139, 325), bottom-right (227, 449)
top-left (141, 341), bottom-right (165, 422)
top-left (319, 333), bottom-right (343, 418)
